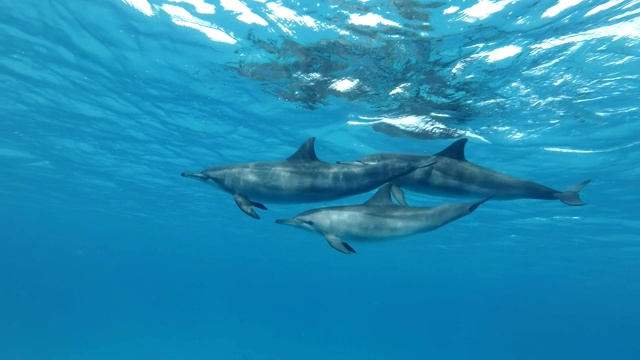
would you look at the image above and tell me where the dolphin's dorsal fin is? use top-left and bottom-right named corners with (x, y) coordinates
top-left (435, 138), bottom-right (468, 161)
top-left (364, 183), bottom-right (396, 206)
top-left (287, 137), bottom-right (319, 162)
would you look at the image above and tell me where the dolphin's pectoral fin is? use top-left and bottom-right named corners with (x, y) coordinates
top-left (233, 194), bottom-right (263, 219)
top-left (391, 184), bottom-right (409, 206)
top-left (251, 201), bottom-right (268, 210)
top-left (556, 179), bottom-right (591, 206)
top-left (324, 233), bottom-right (356, 254)
top-left (342, 242), bottom-right (357, 254)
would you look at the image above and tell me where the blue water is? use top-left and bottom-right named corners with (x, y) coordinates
top-left (2, 0), bottom-right (640, 359)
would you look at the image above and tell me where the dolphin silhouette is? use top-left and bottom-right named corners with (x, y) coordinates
top-left (276, 183), bottom-right (491, 254)
top-left (343, 138), bottom-right (590, 207)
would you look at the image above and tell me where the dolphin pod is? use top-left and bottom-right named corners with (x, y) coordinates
top-left (182, 137), bottom-right (590, 254)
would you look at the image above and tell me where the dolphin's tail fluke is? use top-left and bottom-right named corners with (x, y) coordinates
top-left (416, 160), bottom-right (438, 170)
top-left (181, 172), bottom-right (207, 180)
top-left (384, 160), bottom-right (437, 206)
top-left (390, 184), bottom-right (409, 206)
top-left (556, 180), bottom-right (591, 206)
top-left (469, 196), bottom-right (493, 212)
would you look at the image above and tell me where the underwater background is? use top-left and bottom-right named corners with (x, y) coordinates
top-left (1, 0), bottom-right (639, 359)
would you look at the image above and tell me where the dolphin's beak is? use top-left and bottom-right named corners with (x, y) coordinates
top-left (181, 172), bottom-right (207, 180)
top-left (275, 218), bottom-right (304, 227)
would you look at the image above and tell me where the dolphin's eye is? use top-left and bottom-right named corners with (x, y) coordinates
top-left (302, 220), bottom-right (314, 226)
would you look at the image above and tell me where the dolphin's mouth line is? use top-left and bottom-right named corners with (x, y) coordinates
top-left (275, 218), bottom-right (313, 226)
top-left (336, 160), bottom-right (367, 166)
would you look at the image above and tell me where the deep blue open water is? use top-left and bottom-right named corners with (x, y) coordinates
top-left (2, 0), bottom-right (640, 359)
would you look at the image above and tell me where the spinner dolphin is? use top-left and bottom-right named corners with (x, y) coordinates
top-left (345, 138), bottom-right (590, 207)
top-left (276, 183), bottom-right (490, 254)
top-left (182, 137), bottom-right (434, 219)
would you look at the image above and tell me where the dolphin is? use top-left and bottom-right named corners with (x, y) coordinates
top-left (343, 138), bottom-right (590, 207)
top-left (275, 183), bottom-right (491, 254)
top-left (181, 137), bottom-right (435, 219)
